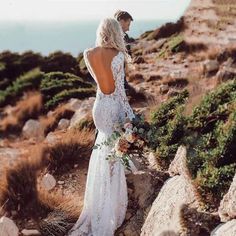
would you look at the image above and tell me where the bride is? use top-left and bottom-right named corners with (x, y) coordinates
top-left (67, 18), bottom-right (137, 236)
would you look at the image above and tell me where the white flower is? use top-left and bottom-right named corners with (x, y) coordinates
top-left (125, 133), bottom-right (135, 143)
top-left (116, 149), bottom-right (124, 157)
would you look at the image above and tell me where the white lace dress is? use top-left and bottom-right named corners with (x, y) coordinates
top-left (67, 49), bottom-right (136, 236)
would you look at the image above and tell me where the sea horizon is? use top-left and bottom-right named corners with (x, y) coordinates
top-left (0, 19), bottom-right (172, 57)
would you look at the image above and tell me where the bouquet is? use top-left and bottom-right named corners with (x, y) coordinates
top-left (93, 115), bottom-right (147, 170)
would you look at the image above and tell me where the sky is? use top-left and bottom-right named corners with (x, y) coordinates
top-left (1, 0), bottom-right (191, 21)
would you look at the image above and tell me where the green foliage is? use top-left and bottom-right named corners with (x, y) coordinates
top-left (149, 90), bottom-right (189, 168)
top-left (0, 68), bottom-right (44, 107)
top-left (40, 72), bottom-right (95, 110)
top-left (44, 88), bottom-right (95, 110)
top-left (185, 80), bottom-right (236, 209)
top-left (157, 33), bottom-right (184, 59)
top-left (41, 51), bottom-right (77, 74)
top-left (149, 80), bottom-right (236, 209)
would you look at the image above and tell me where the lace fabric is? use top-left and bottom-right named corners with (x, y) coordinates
top-left (67, 48), bottom-right (136, 236)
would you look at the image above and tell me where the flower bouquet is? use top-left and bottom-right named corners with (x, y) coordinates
top-left (93, 115), bottom-right (148, 171)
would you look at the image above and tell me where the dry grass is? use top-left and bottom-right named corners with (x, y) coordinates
top-left (0, 91), bottom-right (42, 136)
top-left (0, 127), bottom-right (94, 233)
top-left (40, 129), bottom-right (94, 175)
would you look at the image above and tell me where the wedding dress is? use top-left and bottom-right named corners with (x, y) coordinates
top-left (67, 48), bottom-right (136, 236)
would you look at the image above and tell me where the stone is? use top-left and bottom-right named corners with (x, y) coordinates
top-left (168, 145), bottom-right (188, 177)
top-left (218, 173), bottom-right (236, 222)
top-left (41, 173), bottom-right (56, 191)
top-left (203, 59), bottom-right (219, 73)
top-left (211, 219), bottom-right (236, 236)
top-left (69, 98), bottom-right (95, 129)
top-left (22, 119), bottom-right (44, 140)
top-left (21, 229), bottom-right (41, 235)
top-left (141, 175), bottom-right (199, 236)
top-left (68, 98), bottom-right (82, 111)
top-left (0, 216), bottom-right (19, 236)
top-left (58, 118), bottom-right (70, 130)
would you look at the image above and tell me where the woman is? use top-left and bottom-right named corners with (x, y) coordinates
top-left (67, 18), bottom-right (136, 236)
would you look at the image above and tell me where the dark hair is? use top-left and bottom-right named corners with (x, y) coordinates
top-left (114, 10), bottom-right (133, 21)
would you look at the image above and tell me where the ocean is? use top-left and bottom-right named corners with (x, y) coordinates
top-left (0, 19), bottom-right (170, 57)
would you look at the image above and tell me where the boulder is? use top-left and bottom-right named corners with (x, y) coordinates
top-left (41, 173), bottom-right (56, 191)
top-left (211, 219), bottom-right (236, 236)
top-left (141, 175), bottom-right (199, 236)
top-left (58, 118), bottom-right (70, 130)
top-left (69, 98), bottom-right (95, 129)
top-left (22, 119), bottom-right (44, 140)
top-left (0, 216), bottom-right (19, 236)
top-left (218, 173), bottom-right (236, 222)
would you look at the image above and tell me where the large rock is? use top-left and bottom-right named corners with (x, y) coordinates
top-left (203, 59), bottom-right (219, 74)
top-left (22, 119), bottom-right (44, 140)
top-left (0, 216), bottom-right (19, 236)
top-left (57, 118), bottom-right (70, 130)
top-left (69, 97), bottom-right (95, 129)
top-left (211, 219), bottom-right (236, 236)
top-left (141, 175), bottom-right (199, 236)
top-left (168, 145), bottom-right (188, 177)
top-left (218, 173), bottom-right (236, 222)
top-left (41, 173), bottom-right (57, 191)
top-left (116, 170), bottom-right (169, 236)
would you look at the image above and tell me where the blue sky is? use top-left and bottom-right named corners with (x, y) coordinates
top-left (1, 0), bottom-right (191, 21)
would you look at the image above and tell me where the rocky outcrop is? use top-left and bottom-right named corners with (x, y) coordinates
top-left (140, 146), bottom-right (202, 235)
top-left (69, 97), bottom-right (95, 129)
top-left (218, 173), bottom-right (236, 222)
top-left (211, 219), bottom-right (236, 236)
top-left (0, 216), bottom-right (19, 236)
top-left (116, 170), bottom-right (169, 236)
top-left (140, 175), bottom-right (199, 236)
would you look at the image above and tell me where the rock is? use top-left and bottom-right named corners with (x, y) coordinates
top-left (68, 98), bottom-right (82, 111)
top-left (21, 229), bottom-right (41, 235)
top-left (203, 59), bottom-right (219, 74)
top-left (147, 152), bottom-right (159, 170)
top-left (218, 173), bottom-right (236, 222)
top-left (58, 180), bottom-right (65, 185)
top-left (117, 170), bottom-right (169, 236)
top-left (168, 145), bottom-right (188, 177)
top-left (216, 66), bottom-right (236, 82)
top-left (57, 118), bottom-right (70, 130)
top-left (45, 132), bottom-right (61, 145)
top-left (0, 216), bottom-right (19, 236)
top-left (69, 98), bottom-right (95, 129)
top-left (211, 219), bottom-right (236, 236)
top-left (159, 84), bottom-right (169, 94)
top-left (41, 173), bottom-right (56, 191)
top-left (141, 175), bottom-right (199, 236)
top-left (22, 119), bottom-right (44, 140)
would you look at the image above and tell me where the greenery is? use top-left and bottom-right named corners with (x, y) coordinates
top-left (0, 68), bottom-right (44, 107)
top-left (149, 89), bottom-right (189, 168)
top-left (40, 72), bottom-right (95, 110)
top-left (149, 80), bottom-right (236, 209)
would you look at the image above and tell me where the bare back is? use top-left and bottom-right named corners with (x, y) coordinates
top-left (85, 47), bottom-right (120, 95)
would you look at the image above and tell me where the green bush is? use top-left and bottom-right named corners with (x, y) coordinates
top-left (44, 87), bottom-right (95, 110)
top-left (40, 72), bottom-right (95, 110)
top-left (149, 90), bottom-right (189, 168)
top-left (0, 68), bottom-right (44, 107)
top-left (184, 80), bottom-right (236, 209)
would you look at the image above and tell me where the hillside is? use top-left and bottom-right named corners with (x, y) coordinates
top-left (0, 0), bottom-right (236, 235)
